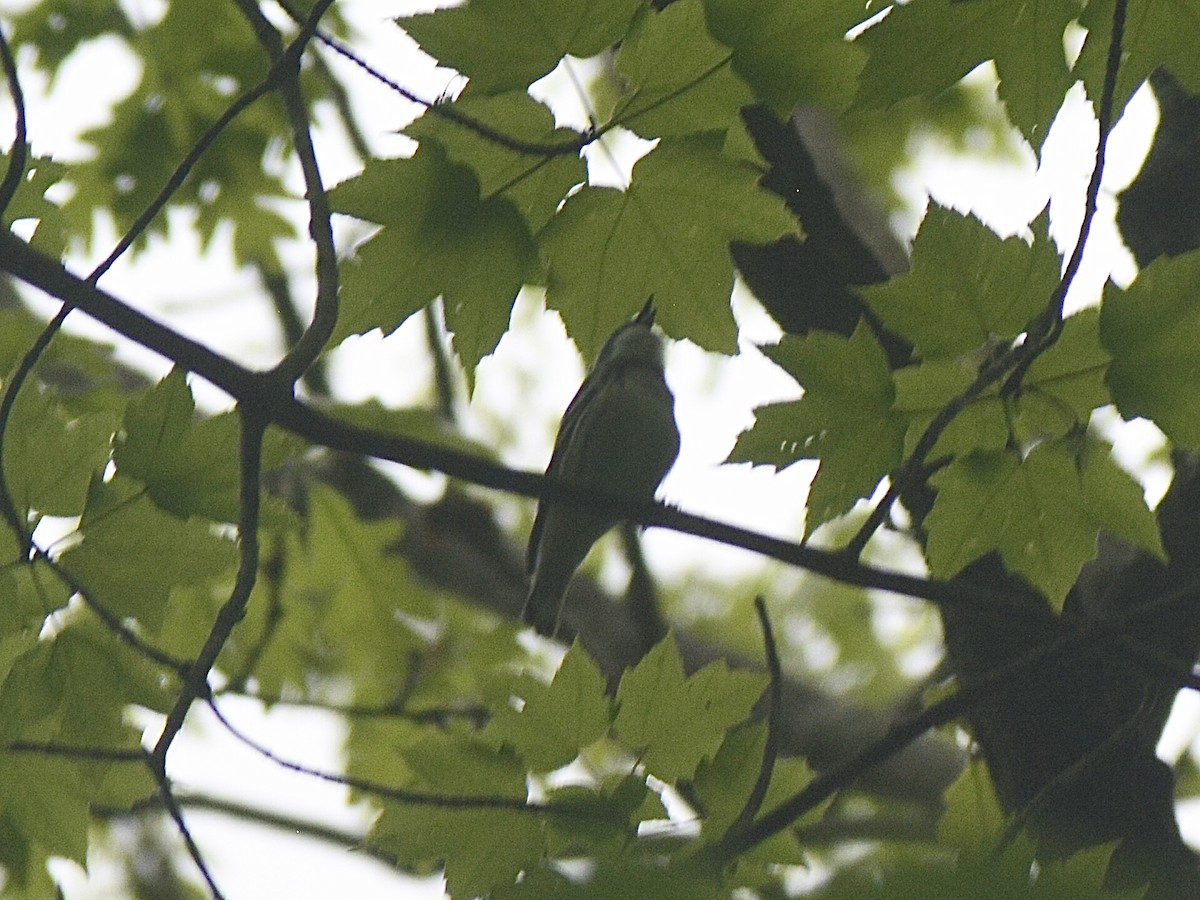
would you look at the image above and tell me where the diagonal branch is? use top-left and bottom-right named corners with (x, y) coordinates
top-left (149, 760), bottom-right (226, 900)
top-left (0, 228), bottom-right (1042, 619)
top-left (275, 0), bottom-right (591, 158)
top-left (152, 412), bottom-right (266, 768)
top-left (844, 0), bottom-right (1131, 558)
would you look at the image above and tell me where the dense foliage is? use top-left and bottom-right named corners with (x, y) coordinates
top-left (1, 0), bottom-right (1199, 897)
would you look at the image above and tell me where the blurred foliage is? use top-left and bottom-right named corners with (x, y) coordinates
top-left (0, 0), bottom-right (1198, 896)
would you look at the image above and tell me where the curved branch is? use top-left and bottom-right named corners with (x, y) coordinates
top-left (205, 696), bottom-right (542, 813)
top-left (0, 21), bottom-right (28, 219)
top-left (717, 568), bottom-right (1200, 858)
top-left (727, 598), bottom-right (781, 835)
top-left (233, 0), bottom-right (340, 383)
top-left (713, 621), bottom-right (1088, 860)
top-left (1002, 0), bottom-right (1130, 393)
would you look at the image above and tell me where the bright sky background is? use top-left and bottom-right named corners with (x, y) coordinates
top-left (2, 1), bottom-right (1195, 896)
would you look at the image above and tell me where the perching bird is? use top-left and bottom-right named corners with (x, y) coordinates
top-left (522, 299), bottom-right (680, 636)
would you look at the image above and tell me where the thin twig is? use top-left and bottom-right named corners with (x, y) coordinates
top-left (214, 686), bottom-right (490, 726)
top-left (309, 44), bottom-right (373, 160)
top-left (726, 598), bottom-right (782, 836)
top-left (711, 622), bottom-right (1088, 860)
top-left (1003, 0), bottom-right (1130, 393)
top-left (87, 78), bottom-right (275, 283)
top-left (38, 553), bottom-right (190, 673)
top-left (233, 0), bottom-right (340, 384)
top-left (149, 762), bottom-right (226, 900)
top-left (712, 565), bottom-right (1200, 859)
top-left (88, 0), bottom-right (335, 286)
top-left (205, 695), bottom-right (540, 812)
top-left (220, 532), bottom-right (285, 692)
top-left (275, 0), bottom-right (590, 158)
top-left (0, 21), bottom-right (28, 219)
top-left (152, 412), bottom-right (265, 767)
top-left (100, 791), bottom-right (397, 867)
top-left (845, 0), bottom-right (1131, 557)
top-left (424, 302), bottom-right (457, 424)
top-left (6, 740), bottom-right (145, 762)
top-left (0, 304), bottom-right (70, 553)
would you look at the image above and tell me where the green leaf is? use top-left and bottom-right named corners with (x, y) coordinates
top-left (926, 443), bottom-right (1099, 606)
top-left (0, 154), bottom-right (72, 256)
top-left (234, 485), bottom-right (431, 701)
top-left (613, 633), bottom-right (766, 781)
top-left (329, 147), bottom-right (538, 378)
top-left (893, 358), bottom-right (1010, 458)
top-left (692, 723), bottom-right (767, 836)
top-left (613, 0), bottom-right (753, 138)
top-left (732, 324), bottom-right (905, 535)
top-left (50, 619), bottom-right (173, 739)
top-left (939, 758), bottom-right (1008, 854)
top-left (0, 563), bottom-right (71, 635)
top-left (1077, 0), bottom-right (1200, 121)
top-left (892, 311), bottom-right (1109, 462)
top-left (114, 369), bottom-right (296, 523)
top-left (0, 753), bottom-right (91, 865)
top-left (1, 382), bottom-right (115, 519)
top-left (855, 0), bottom-right (1078, 147)
top-left (703, 0), bottom-right (867, 113)
top-left (1079, 436), bottom-right (1166, 561)
top-left (9, 0), bottom-right (134, 79)
top-left (399, 0), bottom-right (642, 94)
top-left (404, 92), bottom-right (586, 233)
top-left (372, 735), bottom-right (539, 897)
top-left (1101, 249), bottom-right (1200, 450)
top-left (485, 640), bottom-right (612, 772)
top-left (862, 207), bottom-right (1060, 359)
top-left (58, 475), bottom-right (238, 630)
top-left (540, 137), bottom-right (798, 360)
top-left (0, 624), bottom-right (164, 866)
top-left (1014, 309), bottom-right (1111, 441)
top-left (56, 2), bottom-right (301, 262)
top-left (542, 774), bottom-right (651, 857)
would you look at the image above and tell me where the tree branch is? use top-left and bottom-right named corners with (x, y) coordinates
top-left (276, 0), bottom-right (591, 158)
top-left (204, 696), bottom-right (544, 814)
top-left (0, 20), bottom-right (28, 219)
top-left (0, 228), bottom-right (1043, 619)
top-left (233, 0), bottom-right (340, 384)
top-left (845, 0), bottom-right (1132, 556)
top-left (153, 413), bottom-right (266, 767)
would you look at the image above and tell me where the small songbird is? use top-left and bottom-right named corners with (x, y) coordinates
top-left (522, 299), bottom-right (680, 636)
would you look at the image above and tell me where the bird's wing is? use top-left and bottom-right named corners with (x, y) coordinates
top-left (526, 373), bottom-right (601, 573)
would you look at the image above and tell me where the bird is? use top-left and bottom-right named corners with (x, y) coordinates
top-left (521, 299), bottom-right (680, 637)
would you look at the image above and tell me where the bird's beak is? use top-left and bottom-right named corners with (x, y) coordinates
top-left (636, 296), bottom-right (656, 327)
